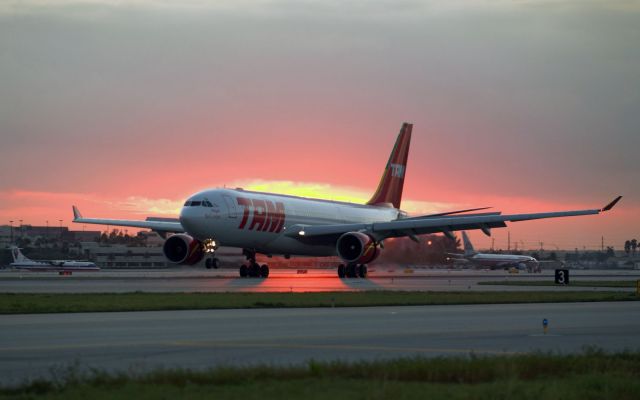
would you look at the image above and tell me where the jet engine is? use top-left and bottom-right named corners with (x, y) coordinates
top-left (163, 234), bottom-right (204, 265)
top-left (336, 232), bottom-right (380, 264)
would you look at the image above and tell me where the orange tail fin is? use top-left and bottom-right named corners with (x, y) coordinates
top-left (366, 122), bottom-right (412, 209)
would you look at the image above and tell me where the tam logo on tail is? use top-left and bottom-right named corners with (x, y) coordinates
top-left (367, 122), bottom-right (412, 209)
top-left (389, 163), bottom-right (405, 178)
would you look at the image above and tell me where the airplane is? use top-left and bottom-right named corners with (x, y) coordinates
top-left (447, 231), bottom-right (540, 272)
top-left (71, 122), bottom-right (621, 279)
top-left (7, 246), bottom-right (99, 273)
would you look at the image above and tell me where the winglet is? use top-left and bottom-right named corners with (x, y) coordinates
top-left (601, 196), bottom-right (622, 212)
top-left (72, 206), bottom-right (83, 220)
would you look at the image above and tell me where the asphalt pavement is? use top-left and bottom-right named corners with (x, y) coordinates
top-left (1, 301), bottom-right (638, 385)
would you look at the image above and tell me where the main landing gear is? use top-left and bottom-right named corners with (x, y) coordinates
top-left (337, 263), bottom-right (367, 278)
top-left (239, 249), bottom-right (269, 278)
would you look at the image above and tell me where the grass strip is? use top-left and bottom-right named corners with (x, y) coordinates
top-left (479, 280), bottom-right (637, 288)
top-left (0, 291), bottom-right (637, 314)
top-left (2, 350), bottom-right (640, 399)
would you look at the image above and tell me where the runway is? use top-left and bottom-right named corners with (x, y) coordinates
top-left (0, 268), bottom-right (638, 293)
top-left (1, 301), bottom-right (638, 385)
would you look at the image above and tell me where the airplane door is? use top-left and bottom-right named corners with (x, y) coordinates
top-left (222, 195), bottom-right (237, 218)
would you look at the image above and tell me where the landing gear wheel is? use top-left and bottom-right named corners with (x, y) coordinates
top-left (357, 264), bottom-right (367, 278)
top-left (239, 264), bottom-right (248, 278)
top-left (346, 264), bottom-right (357, 278)
top-left (337, 264), bottom-right (345, 278)
top-left (249, 262), bottom-right (260, 278)
top-left (241, 249), bottom-right (269, 279)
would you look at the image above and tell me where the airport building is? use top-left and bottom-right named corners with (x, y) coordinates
top-left (79, 243), bottom-right (172, 268)
top-left (77, 243), bottom-right (245, 268)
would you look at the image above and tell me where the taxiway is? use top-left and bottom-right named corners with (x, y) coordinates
top-left (0, 301), bottom-right (638, 385)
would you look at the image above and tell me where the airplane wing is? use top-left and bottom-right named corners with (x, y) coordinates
top-left (286, 196), bottom-right (622, 241)
top-left (71, 206), bottom-right (185, 233)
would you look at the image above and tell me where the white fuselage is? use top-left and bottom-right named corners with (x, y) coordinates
top-left (467, 253), bottom-right (537, 268)
top-left (10, 260), bottom-right (99, 271)
top-left (179, 188), bottom-right (400, 257)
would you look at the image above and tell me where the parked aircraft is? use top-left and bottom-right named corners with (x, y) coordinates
top-left (72, 123), bottom-right (621, 278)
top-left (7, 246), bottom-right (99, 273)
top-left (448, 231), bottom-right (540, 271)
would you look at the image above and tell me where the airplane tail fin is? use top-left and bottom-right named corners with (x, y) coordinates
top-left (9, 246), bottom-right (29, 263)
top-left (366, 122), bottom-right (412, 209)
top-left (461, 231), bottom-right (476, 256)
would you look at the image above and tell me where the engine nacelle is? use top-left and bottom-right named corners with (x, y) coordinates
top-left (336, 232), bottom-right (380, 264)
top-left (163, 234), bottom-right (204, 265)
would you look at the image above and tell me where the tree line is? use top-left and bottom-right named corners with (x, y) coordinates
top-left (624, 239), bottom-right (638, 256)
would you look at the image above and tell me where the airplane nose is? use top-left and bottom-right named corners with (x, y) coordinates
top-left (179, 206), bottom-right (196, 232)
top-left (179, 205), bottom-right (209, 238)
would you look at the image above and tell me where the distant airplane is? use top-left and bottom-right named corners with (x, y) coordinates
top-left (71, 122), bottom-right (621, 279)
top-left (8, 246), bottom-right (99, 272)
top-left (448, 231), bottom-right (540, 271)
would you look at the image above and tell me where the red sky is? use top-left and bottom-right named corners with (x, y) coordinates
top-left (0, 1), bottom-right (637, 250)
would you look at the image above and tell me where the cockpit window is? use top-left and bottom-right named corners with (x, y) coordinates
top-left (185, 199), bottom-right (212, 207)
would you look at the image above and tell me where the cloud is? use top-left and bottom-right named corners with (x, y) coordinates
top-left (0, 0), bottom-right (637, 247)
top-left (0, 189), bottom-right (182, 224)
top-left (3, 0), bottom-right (637, 16)
top-left (110, 196), bottom-right (183, 215)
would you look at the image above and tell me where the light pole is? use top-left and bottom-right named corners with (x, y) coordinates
top-left (46, 220), bottom-right (49, 240)
top-left (59, 219), bottom-right (63, 240)
top-left (19, 219), bottom-right (23, 239)
top-left (9, 220), bottom-right (13, 244)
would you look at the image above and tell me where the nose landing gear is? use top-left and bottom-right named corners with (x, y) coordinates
top-left (203, 238), bottom-right (219, 270)
top-left (205, 257), bottom-right (219, 269)
top-left (239, 249), bottom-right (269, 278)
